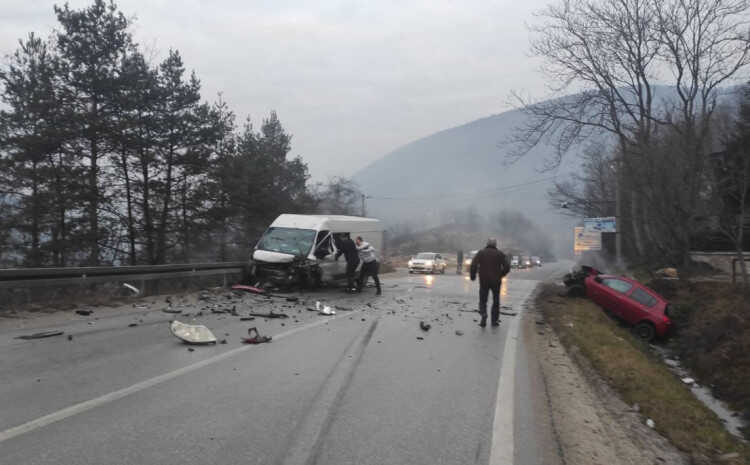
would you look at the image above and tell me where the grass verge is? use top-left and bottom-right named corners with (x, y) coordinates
top-left (537, 283), bottom-right (749, 465)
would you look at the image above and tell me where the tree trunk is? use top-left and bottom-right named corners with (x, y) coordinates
top-left (29, 159), bottom-right (41, 267)
top-left (156, 144), bottom-right (174, 264)
top-left (140, 147), bottom-right (155, 264)
top-left (120, 149), bottom-right (137, 265)
top-left (630, 191), bottom-right (646, 260)
top-left (88, 136), bottom-right (100, 265)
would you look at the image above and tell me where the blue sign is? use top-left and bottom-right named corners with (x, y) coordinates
top-left (584, 217), bottom-right (617, 233)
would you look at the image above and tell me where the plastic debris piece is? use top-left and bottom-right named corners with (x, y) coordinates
top-left (240, 317), bottom-right (256, 321)
top-left (286, 297), bottom-right (299, 302)
top-left (500, 311), bottom-right (517, 316)
top-left (455, 330), bottom-right (465, 336)
top-left (416, 336), bottom-right (424, 341)
top-left (122, 283), bottom-right (140, 295)
top-left (170, 320), bottom-right (217, 344)
top-left (231, 284), bottom-right (266, 295)
top-left (16, 330), bottom-right (64, 340)
top-left (242, 327), bottom-right (272, 344)
top-left (128, 323), bottom-right (138, 327)
top-left (162, 308), bottom-right (181, 314)
top-left (682, 377), bottom-right (695, 385)
top-left (419, 321), bottom-right (431, 331)
top-left (646, 418), bottom-right (655, 428)
top-left (248, 312), bottom-right (288, 319)
top-left (319, 304), bottom-right (336, 315)
top-left (67, 335), bottom-right (74, 341)
top-left (75, 310), bottom-right (93, 316)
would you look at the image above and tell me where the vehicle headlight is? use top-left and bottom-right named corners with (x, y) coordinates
top-left (425, 260), bottom-right (433, 266)
top-left (464, 259), bottom-right (471, 265)
top-left (408, 260), bottom-right (413, 266)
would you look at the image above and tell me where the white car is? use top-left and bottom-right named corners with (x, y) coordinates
top-left (408, 252), bottom-right (447, 274)
top-left (463, 250), bottom-right (478, 271)
top-left (511, 256), bottom-right (520, 268)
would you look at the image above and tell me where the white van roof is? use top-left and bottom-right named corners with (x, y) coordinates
top-left (270, 214), bottom-right (384, 233)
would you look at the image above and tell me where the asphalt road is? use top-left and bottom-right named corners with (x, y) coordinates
top-left (0, 261), bottom-right (573, 465)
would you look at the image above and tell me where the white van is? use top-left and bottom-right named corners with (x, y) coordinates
top-left (250, 214), bottom-right (384, 287)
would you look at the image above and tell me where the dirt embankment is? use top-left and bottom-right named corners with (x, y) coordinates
top-left (650, 279), bottom-right (750, 431)
top-left (534, 283), bottom-right (749, 465)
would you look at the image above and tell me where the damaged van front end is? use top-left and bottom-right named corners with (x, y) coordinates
top-left (250, 249), bottom-right (321, 288)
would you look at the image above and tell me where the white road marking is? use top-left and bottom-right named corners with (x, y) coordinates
top-left (0, 312), bottom-right (356, 444)
top-left (489, 280), bottom-right (537, 465)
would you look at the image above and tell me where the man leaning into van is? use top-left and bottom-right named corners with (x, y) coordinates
top-left (335, 233), bottom-right (360, 292)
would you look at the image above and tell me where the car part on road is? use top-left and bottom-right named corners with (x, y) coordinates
top-left (419, 321), bottom-right (431, 331)
top-left (455, 330), bottom-right (464, 336)
top-left (162, 307), bottom-right (181, 314)
top-left (242, 327), bottom-right (272, 344)
top-left (170, 320), bottom-right (217, 344)
top-left (75, 309), bottom-right (93, 316)
top-left (316, 301), bottom-right (336, 315)
top-left (16, 330), bottom-right (65, 340)
top-left (128, 323), bottom-right (138, 327)
top-left (240, 317), bottom-right (256, 321)
top-left (500, 311), bottom-right (517, 316)
top-left (122, 283), bottom-right (140, 295)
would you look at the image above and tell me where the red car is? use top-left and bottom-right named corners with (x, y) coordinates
top-left (584, 273), bottom-right (672, 341)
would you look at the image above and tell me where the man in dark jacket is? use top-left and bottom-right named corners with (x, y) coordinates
top-left (335, 233), bottom-right (360, 292)
top-left (470, 238), bottom-right (510, 327)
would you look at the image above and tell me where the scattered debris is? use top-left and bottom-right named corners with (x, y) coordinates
top-left (455, 330), bottom-right (465, 336)
top-left (632, 403), bottom-right (641, 412)
top-left (67, 334), bottom-right (74, 341)
top-left (75, 310), bottom-right (93, 316)
top-left (219, 339), bottom-right (228, 344)
top-left (419, 321), bottom-right (431, 331)
top-left (240, 317), bottom-right (256, 321)
top-left (718, 452), bottom-right (740, 461)
top-left (416, 336), bottom-right (424, 340)
top-left (16, 330), bottom-right (64, 340)
top-left (500, 311), bottom-right (517, 316)
top-left (316, 301), bottom-right (336, 315)
top-left (242, 327), bottom-right (272, 344)
top-left (335, 305), bottom-right (354, 311)
top-left (248, 311), bottom-right (288, 319)
top-left (188, 347), bottom-right (195, 352)
top-left (232, 284), bottom-right (267, 295)
top-left (682, 377), bottom-right (696, 386)
top-left (128, 323), bottom-right (138, 327)
top-left (122, 283), bottom-right (140, 296)
top-left (286, 297), bottom-right (299, 302)
top-left (170, 320), bottom-right (217, 344)
top-left (646, 418), bottom-right (655, 429)
top-left (162, 308), bottom-right (181, 314)
top-left (535, 320), bottom-right (546, 325)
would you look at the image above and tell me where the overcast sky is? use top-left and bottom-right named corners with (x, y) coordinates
top-left (1, 0), bottom-right (550, 180)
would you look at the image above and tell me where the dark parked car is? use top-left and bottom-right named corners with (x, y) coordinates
top-left (584, 273), bottom-right (672, 341)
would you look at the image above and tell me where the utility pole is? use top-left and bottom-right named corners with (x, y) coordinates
top-left (615, 159), bottom-right (623, 268)
top-left (361, 194), bottom-right (367, 217)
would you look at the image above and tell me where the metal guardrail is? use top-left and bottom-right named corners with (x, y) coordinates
top-left (0, 262), bottom-right (247, 290)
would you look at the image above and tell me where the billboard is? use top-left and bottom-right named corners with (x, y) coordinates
top-left (574, 226), bottom-right (602, 255)
top-left (584, 217), bottom-right (617, 233)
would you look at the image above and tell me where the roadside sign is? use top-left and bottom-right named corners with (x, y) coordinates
top-left (584, 217), bottom-right (616, 233)
top-left (574, 226), bottom-right (602, 255)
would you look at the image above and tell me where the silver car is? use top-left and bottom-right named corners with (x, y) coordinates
top-left (408, 252), bottom-right (447, 274)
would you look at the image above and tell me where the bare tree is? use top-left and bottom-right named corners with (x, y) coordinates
top-left (516, 0), bottom-right (750, 264)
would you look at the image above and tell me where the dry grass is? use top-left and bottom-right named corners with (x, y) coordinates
top-left (537, 284), bottom-right (750, 465)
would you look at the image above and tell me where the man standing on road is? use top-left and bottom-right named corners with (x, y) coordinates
top-left (335, 233), bottom-right (360, 292)
top-left (355, 236), bottom-right (382, 295)
top-left (470, 238), bottom-right (510, 327)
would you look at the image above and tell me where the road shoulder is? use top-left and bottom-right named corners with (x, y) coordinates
top-left (525, 285), bottom-right (689, 465)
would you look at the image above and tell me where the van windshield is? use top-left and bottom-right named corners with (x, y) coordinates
top-left (256, 227), bottom-right (316, 257)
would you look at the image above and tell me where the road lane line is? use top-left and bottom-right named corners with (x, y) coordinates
top-left (0, 312), bottom-right (357, 444)
top-left (489, 280), bottom-right (537, 465)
